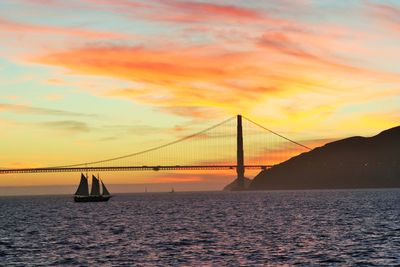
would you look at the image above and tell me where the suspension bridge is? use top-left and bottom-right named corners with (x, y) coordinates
top-left (0, 115), bottom-right (310, 189)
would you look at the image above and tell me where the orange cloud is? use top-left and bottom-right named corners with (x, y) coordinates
top-left (45, 78), bottom-right (66, 85)
top-left (156, 106), bottom-right (224, 120)
top-left (37, 45), bottom-right (280, 113)
top-left (35, 38), bottom-right (400, 126)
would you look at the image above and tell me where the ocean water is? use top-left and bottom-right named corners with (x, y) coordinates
top-left (0, 190), bottom-right (399, 266)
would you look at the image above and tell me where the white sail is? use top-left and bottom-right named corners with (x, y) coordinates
top-left (75, 173), bottom-right (89, 196)
top-left (90, 175), bottom-right (101, 196)
top-left (101, 180), bottom-right (111, 196)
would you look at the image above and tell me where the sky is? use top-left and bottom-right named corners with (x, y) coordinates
top-left (0, 0), bottom-right (399, 193)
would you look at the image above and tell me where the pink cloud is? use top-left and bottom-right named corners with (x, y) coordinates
top-left (368, 2), bottom-right (400, 32)
top-left (0, 17), bottom-right (126, 39)
top-left (176, 2), bottom-right (261, 18)
top-left (24, 0), bottom-right (265, 25)
top-left (161, 1), bottom-right (264, 23)
top-left (89, 0), bottom-right (267, 23)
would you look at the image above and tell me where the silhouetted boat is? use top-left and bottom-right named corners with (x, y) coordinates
top-left (74, 173), bottom-right (112, 202)
top-left (170, 187), bottom-right (175, 193)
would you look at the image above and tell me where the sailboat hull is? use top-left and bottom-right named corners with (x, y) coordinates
top-left (74, 195), bottom-right (111, 202)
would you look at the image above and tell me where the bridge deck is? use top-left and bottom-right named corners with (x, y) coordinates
top-left (0, 165), bottom-right (272, 174)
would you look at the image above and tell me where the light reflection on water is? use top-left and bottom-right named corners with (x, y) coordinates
top-left (0, 190), bottom-right (399, 266)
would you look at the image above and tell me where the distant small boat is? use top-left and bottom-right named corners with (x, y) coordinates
top-left (74, 173), bottom-right (112, 202)
top-left (170, 187), bottom-right (175, 193)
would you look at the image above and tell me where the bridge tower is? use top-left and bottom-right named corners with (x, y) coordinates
top-left (236, 114), bottom-right (245, 190)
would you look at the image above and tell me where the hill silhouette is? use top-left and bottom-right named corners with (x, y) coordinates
top-left (223, 177), bottom-right (252, 191)
top-left (249, 125), bottom-right (400, 190)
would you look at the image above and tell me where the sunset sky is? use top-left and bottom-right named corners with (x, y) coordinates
top-left (0, 0), bottom-right (399, 192)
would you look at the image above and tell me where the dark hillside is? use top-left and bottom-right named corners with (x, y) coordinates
top-left (249, 126), bottom-right (400, 190)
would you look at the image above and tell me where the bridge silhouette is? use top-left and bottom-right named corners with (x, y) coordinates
top-left (0, 115), bottom-right (310, 189)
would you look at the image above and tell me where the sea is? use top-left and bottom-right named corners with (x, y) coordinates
top-left (0, 190), bottom-right (399, 266)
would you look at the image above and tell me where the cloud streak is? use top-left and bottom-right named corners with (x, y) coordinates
top-left (36, 35), bottom-right (400, 125)
top-left (368, 2), bottom-right (400, 32)
top-left (0, 17), bottom-right (125, 39)
top-left (0, 103), bottom-right (96, 117)
top-left (148, 1), bottom-right (267, 24)
top-left (41, 120), bottom-right (91, 133)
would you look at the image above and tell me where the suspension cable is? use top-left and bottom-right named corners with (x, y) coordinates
top-left (49, 116), bottom-right (236, 168)
top-left (242, 116), bottom-right (311, 150)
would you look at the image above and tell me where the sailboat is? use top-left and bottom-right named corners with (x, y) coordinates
top-left (74, 173), bottom-right (112, 202)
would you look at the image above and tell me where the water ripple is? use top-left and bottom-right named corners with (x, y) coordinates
top-left (0, 190), bottom-right (399, 266)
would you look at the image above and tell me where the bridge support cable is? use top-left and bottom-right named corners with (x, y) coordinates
top-left (242, 116), bottom-right (311, 150)
top-left (239, 116), bottom-right (312, 170)
top-left (46, 116), bottom-right (236, 169)
top-left (0, 115), bottom-right (311, 175)
top-left (0, 116), bottom-right (237, 173)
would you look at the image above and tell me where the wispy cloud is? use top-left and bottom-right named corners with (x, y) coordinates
top-left (28, 0), bottom-right (267, 24)
top-left (0, 17), bottom-right (126, 39)
top-left (367, 2), bottom-right (400, 32)
top-left (41, 120), bottom-right (91, 133)
top-left (0, 103), bottom-right (95, 117)
top-left (148, 1), bottom-right (267, 24)
top-left (156, 105), bottom-right (224, 120)
top-left (43, 94), bottom-right (64, 101)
